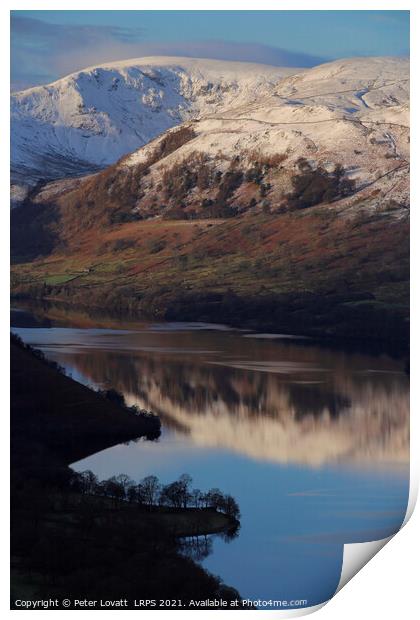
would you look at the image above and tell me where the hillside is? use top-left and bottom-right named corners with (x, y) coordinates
top-left (11, 56), bottom-right (298, 189)
top-left (10, 336), bottom-right (241, 606)
top-left (11, 336), bottom-right (160, 473)
top-left (13, 56), bottom-right (409, 218)
top-left (10, 56), bottom-right (409, 347)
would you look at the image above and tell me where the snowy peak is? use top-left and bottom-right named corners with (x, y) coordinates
top-left (68, 55), bottom-right (297, 81)
top-left (118, 56), bottom-right (409, 210)
top-left (11, 55), bottom-right (409, 195)
top-left (11, 57), bottom-right (299, 184)
top-left (274, 56), bottom-right (409, 113)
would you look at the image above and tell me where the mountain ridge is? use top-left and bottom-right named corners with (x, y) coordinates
top-left (12, 55), bottom-right (409, 190)
top-left (10, 55), bottom-right (410, 347)
top-left (11, 56), bottom-right (300, 188)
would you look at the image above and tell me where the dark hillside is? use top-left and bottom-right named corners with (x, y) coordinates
top-left (10, 337), bottom-right (242, 608)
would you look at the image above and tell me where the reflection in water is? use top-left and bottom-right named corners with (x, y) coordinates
top-left (11, 309), bottom-right (410, 607)
top-left (28, 334), bottom-right (408, 467)
top-left (181, 525), bottom-right (240, 563)
top-left (181, 535), bottom-right (214, 562)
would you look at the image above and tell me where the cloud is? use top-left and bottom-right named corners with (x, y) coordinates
top-left (11, 15), bottom-right (144, 44)
top-left (11, 15), bottom-right (146, 88)
top-left (11, 15), bottom-right (325, 90)
top-left (129, 39), bottom-right (325, 68)
top-left (287, 490), bottom-right (336, 497)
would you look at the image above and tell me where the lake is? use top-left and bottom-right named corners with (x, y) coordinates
top-left (11, 305), bottom-right (409, 608)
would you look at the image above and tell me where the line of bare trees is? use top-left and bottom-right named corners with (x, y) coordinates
top-left (71, 471), bottom-right (240, 521)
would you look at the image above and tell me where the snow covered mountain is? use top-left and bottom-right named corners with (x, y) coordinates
top-left (102, 56), bottom-right (410, 217)
top-left (11, 56), bottom-right (298, 186)
top-left (11, 55), bottom-right (410, 347)
top-left (15, 56), bottom-right (409, 222)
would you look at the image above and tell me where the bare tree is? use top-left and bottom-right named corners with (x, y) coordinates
top-left (115, 473), bottom-right (135, 500)
top-left (190, 488), bottom-right (203, 508)
top-left (178, 474), bottom-right (193, 508)
top-left (78, 470), bottom-right (98, 495)
top-left (204, 488), bottom-right (224, 510)
top-left (141, 475), bottom-right (161, 509)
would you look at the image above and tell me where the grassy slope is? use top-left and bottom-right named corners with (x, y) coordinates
top-left (11, 204), bottom-right (409, 345)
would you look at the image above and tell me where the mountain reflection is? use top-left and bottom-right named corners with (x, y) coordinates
top-left (54, 339), bottom-right (408, 468)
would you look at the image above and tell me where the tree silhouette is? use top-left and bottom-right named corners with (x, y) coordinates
top-left (115, 473), bottom-right (135, 499)
top-left (178, 474), bottom-right (193, 508)
top-left (78, 470), bottom-right (98, 495)
top-left (141, 475), bottom-right (161, 509)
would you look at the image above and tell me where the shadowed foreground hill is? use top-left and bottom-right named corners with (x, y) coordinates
top-left (11, 336), bottom-right (160, 474)
top-left (10, 337), bottom-right (242, 608)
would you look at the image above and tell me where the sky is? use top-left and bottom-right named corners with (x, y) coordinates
top-left (10, 10), bottom-right (410, 91)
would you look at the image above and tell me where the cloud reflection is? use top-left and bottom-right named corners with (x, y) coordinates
top-left (40, 331), bottom-right (409, 468)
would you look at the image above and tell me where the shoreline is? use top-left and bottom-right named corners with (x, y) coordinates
top-left (11, 294), bottom-right (409, 358)
top-left (11, 334), bottom-right (242, 606)
top-left (11, 335), bottom-right (161, 469)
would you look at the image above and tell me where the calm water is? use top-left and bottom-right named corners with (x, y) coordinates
top-left (11, 305), bottom-right (409, 607)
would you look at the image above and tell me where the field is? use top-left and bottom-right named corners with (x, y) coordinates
top-left (11, 203), bottom-right (409, 347)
